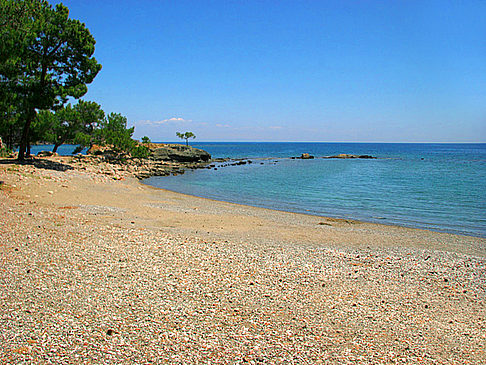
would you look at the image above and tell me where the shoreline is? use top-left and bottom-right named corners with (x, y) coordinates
top-left (1, 158), bottom-right (485, 362)
top-left (138, 181), bottom-right (486, 257)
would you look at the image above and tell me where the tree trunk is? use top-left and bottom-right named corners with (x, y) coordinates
top-left (7, 125), bottom-right (14, 150)
top-left (52, 141), bottom-right (62, 153)
top-left (18, 110), bottom-right (35, 161)
top-left (185, 139), bottom-right (188, 146)
top-left (26, 139), bottom-right (31, 157)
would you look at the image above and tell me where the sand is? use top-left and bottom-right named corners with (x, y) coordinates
top-left (1, 158), bottom-right (485, 363)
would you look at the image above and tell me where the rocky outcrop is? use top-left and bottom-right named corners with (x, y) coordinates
top-left (325, 154), bottom-right (376, 159)
top-left (290, 153), bottom-right (315, 159)
top-left (87, 143), bottom-right (211, 163)
top-left (151, 144), bottom-right (211, 163)
top-left (84, 143), bottom-right (212, 179)
top-left (87, 145), bottom-right (123, 162)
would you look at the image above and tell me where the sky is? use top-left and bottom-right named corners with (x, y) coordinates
top-left (52, 0), bottom-right (485, 142)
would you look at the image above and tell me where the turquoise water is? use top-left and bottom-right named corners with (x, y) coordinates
top-left (27, 144), bottom-right (88, 155)
top-left (145, 143), bottom-right (486, 238)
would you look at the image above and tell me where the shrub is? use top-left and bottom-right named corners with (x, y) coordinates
top-left (131, 145), bottom-right (150, 159)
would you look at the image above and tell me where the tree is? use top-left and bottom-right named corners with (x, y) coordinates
top-left (74, 100), bottom-right (105, 135)
top-left (0, 0), bottom-right (40, 150)
top-left (176, 131), bottom-right (196, 146)
top-left (35, 100), bottom-right (104, 153)
top-left (0, 103), bottom-right (21, 150)
top-left (90, 112), bottom-right (150, 159)
top-left (141, 136), bottom-right (151, 144)
top-left (0, 0), bottom-right (101, 160)
top-left (96, 113), bottom-right (136, 153)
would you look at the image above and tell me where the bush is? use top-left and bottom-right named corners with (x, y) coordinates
top-left (131, 145), bottom-right (150, 159)
top-left (0, 146), bottom-right (12, 158)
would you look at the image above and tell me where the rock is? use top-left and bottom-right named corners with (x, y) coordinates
top-left (300, 153), bottom-right (314, 159)
top-left (151, 144), bottom-right (211, 163)
top-left (87, 144), bottom-right (105, 155)
top-left (326, 154), bottom-right (376, 159)
top-left (37, 151), bottom-right (58, 157)
top-left (82, 143), bottom-right (213, 179)
top-left (358, 155), bottom-right (375, 159)
top-left (329, 153), bottom-right (357, 159)
top-left (152, 148), bottom-right (170, 160)
top-left (87, 145), bottom-right (129, 162)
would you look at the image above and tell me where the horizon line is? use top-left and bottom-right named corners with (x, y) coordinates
top-left (151, 140), bottom-right (486, 144)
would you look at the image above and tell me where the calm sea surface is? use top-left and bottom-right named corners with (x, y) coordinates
top-left (145, 143), bottom-right (486, 238)
top-left (30, 143), bottom-right (486, 237)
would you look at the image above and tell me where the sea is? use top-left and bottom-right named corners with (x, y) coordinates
top-left (30, 143), bottom-right (486, 237)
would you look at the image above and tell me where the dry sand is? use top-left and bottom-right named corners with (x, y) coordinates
top-left (1, 158), bottom-right (485, 363)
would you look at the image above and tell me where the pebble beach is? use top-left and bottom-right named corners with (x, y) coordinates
top-left (1, 157), bottom-right (485, 364)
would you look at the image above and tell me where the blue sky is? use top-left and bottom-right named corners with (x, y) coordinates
top-left (54, 0), bottom-right (485, 142)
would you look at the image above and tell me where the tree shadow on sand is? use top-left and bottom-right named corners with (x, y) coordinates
top-left (0, 158), bottom-right (74, 172)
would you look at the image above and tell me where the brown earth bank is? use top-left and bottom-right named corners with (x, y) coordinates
top-left (0, 157), bottom-right (485, 363)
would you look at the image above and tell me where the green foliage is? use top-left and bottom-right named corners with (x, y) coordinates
top-left (131, 145), bottom-right (150, 159)
top-left (0, 145), bottom-right (12, 157)
top-left (73, 132), bottom-right (91, 153)
top-left (0, 1), bottom-right (153, 161)
top-left (0, 0), bottom-right (102, 159)
top-left (141, 136), bottom-right (151, 144)
top-left (32, 100), bottom-right (104, 152)
top-left (74, 100), bottom-right (106, 134)
top-left (176, 131), bottom-right (196, 146)
top-left (0, 103), bottom-right (21, 149)
top-left (34, 105), bottom-right (152, 158)
top-left (95, 113), bottom-right (136, 153)
top-left (92, 113), bottom-right (154, 158)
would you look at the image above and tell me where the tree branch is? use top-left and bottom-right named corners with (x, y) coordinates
top-left (47, 40), bottom-right (65, 58)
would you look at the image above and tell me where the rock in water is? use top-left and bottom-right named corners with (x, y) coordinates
top-left (326, 154), bottom-right (376, 159)
top-left (152, 144), bottom-right (211, 163)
